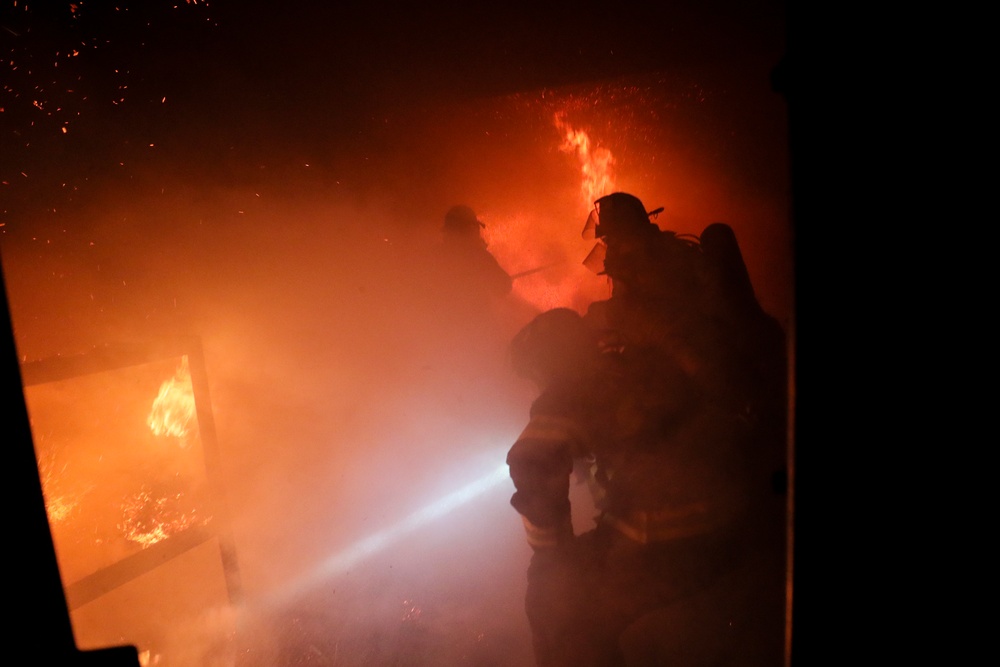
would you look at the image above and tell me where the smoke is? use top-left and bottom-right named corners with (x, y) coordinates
top-left (2, 45), bottom-right (791, 667)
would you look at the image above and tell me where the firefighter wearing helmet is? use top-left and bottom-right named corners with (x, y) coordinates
top-left (437, 204), bottom-right (512, 302)
top-left (506, 307), bottom-right (621, 665)
top-left (444, 204), bottom-right (487, 239)
top-left (505, 193), bottom-right (787, 666)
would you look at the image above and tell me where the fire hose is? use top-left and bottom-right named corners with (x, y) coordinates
top-left (509, 261), bottom-right (566, 281)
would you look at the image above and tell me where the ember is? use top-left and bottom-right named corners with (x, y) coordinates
top-left (36, 448), bottom-right (82, 524)
top-left (119, 483), bottom-right (207, 548)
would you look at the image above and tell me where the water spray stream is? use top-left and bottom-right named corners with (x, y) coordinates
top-left (261, 455), bottom-right (512, 609)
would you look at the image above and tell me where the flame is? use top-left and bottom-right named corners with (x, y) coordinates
top-left (147, 356), bottom-right (197, 443)
top-left (554, 111), bottom-right (616, 212)
top-left (36, 449), bottom-right (83, 524)
top-left (476, 112), bottom-right (621, 315)
top-left (44, 493), bottom-right (79, 524)
top-left (119, 484), bottom-right (207, 548)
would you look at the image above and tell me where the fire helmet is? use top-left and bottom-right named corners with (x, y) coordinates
top-left (581, 192), bottom-right (664, 275)
top-left (444, 205), bottom-right (485, 235)
top-left (582, 192), bottom-right (660, 241)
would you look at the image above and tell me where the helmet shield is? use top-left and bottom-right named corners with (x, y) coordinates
top-left (583, 240), bottom-right (607, 274)
top-left (582, 208), bottom-right (599, 240)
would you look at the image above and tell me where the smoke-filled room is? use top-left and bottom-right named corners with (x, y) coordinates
top-left (2, 2), bottom-right (796, 666)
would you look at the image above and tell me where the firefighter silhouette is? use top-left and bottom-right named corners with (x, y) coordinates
top-left (428, 204), bottom-right (514, 356)
top-left (406, 204), bottom-right (521, 428)
top-left (506, 193), bottom-right (787, 666)
top-left (437, 204), bottom-right (513, 305)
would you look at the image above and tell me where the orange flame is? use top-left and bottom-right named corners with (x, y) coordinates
top-left (119, 484), bottom-right (206, 548)
top-left (147, 356), bottom-right (197, 443)
top-left (554, 112), bottom-right (616, 211)
top-left (44, 493), bottom-right (78, 524)
top-left (37, 450), bottom-right (82, 524)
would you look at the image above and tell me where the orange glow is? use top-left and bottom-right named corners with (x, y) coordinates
top-left (554, 111), bottom-right (616, 212)
top-left (45, 497), bottom-right (77, 523)
top-left (482, 209), bottom-right (610, 317)
top-left (473, 110), bottom-right (624, 316)
top-left (147, 356), bottom-right (197, 443)
top-left (42, 483), bottom-right (80, 524)
top-left (37, 449), bottom-right (82, 525)
top-left (119, 484), bottom-right (207, 548)
top-left (5, 40), bottom-right (792, 658)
